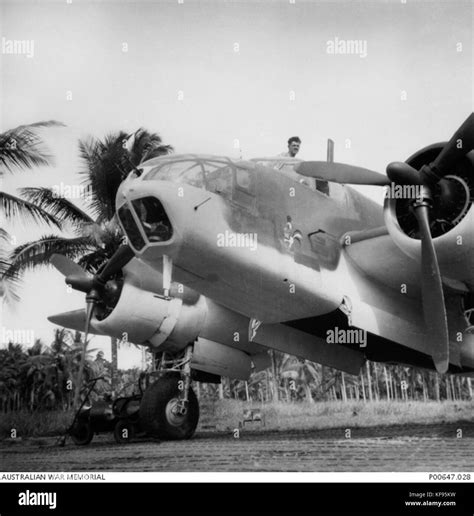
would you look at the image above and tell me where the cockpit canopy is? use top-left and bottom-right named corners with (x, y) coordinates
top-left (136, 155), bottom-right (247, 195)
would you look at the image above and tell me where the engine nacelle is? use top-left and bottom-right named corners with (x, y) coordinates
top-left (92, 276), bottom-right (254, 356)
top-left (92, 280), bottom-right (206, 352)
top-left (383, 145), bottom-right (474, 287)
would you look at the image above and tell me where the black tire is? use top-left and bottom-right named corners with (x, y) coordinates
top-left (70, 419), bottom-right (93, 446)
top-left (114, 419), bottom-right (135, 444)
top-left (139, 374), bottom-right (199, 440)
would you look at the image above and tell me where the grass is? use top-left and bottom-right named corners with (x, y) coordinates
top-left (198, 399), bottom-right (474, 432)
top-left (1, 400), bottom-right (473, 439)
top-left (0, 409), bottom-right (74, 440)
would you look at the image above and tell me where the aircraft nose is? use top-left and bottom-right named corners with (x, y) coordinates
top-left (116, 177), bottom-right (217, 260)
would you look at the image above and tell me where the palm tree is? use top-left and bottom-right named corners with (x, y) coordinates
top-left (0, 121), bottom-right (65, 301)
top-left (0, 342), bottom-right (27, 412)
top-left (280, 355), bottom-right (320, 403)
top-left (5, 128), bottom-right (173, 391)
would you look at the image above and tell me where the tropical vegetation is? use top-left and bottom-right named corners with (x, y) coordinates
top-left (1, 125), bottom-right (173, 391)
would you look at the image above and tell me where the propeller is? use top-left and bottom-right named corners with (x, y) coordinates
top-left (296, 114), bottom-right (474, 374)
top-left (296, 161), bottom-right (390, 185)
top-left (51, 244), bottom-right (134, 408)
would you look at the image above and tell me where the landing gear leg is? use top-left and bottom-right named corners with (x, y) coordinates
top-left (139, 344), bottom-right (199, 440)
top-left (175, 344), bottom-right (193, 416)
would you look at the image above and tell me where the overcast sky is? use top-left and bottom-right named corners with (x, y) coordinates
top-left (0, 0), bottom-right (472, 368)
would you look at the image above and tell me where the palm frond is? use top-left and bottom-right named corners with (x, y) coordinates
top-left (0, 191), bottom-right (62, 228)
top-left (0, 122), bottom-right (63, 173)
top-left (19, 187), bottom-right (94, 226)
top-left (131, 128), bottom-right (173, 164)
top-left (0, 273), bottom-right (21, 303)
top-left (5, 235), bottom-right (95, 278)
top-left (0, 228), bottom-right (12, 247)
top-left (0, 231), bottom-right (21, 302)
top-left (78, 136), bottom-right (125, 222)
top-left (77, 249), bottom-right (109, 273)
top-left (15, 121), bottom-right (65, 129)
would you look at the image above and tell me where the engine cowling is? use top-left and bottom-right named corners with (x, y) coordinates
top-left (384, 144), bottom-right (474, 287)
top-left (92, 280), bottom-right (207, 352)
top-left (89, 275), bottom-right (255, 378)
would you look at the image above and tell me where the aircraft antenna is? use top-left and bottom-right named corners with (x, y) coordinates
top-left (327, 138), bottom-right (334, 163)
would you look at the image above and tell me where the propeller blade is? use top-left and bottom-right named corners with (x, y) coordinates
top-left (295, 161), bottom-right (390, 186)
top-left (430, 113), bottom-right (474, 178)
top-left (96, 245), bottom-right (134, 284)
top-left (413, 204), bottom-right (450, 374)
top-left (65, 274), bottom-right (95, 293)
top-left (163, 255), bottom-right (172, 297)
top-left (51, 254), bottom-right (91, 278)
top-left (386, 162), bottom-right (423, 186)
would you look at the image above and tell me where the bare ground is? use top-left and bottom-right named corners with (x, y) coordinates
top-left (2, 421), bottom-right (474, 472)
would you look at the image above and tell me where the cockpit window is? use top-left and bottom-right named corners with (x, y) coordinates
top-left (145, 161), bottom-right (205, 188)
top-left (205, 162), bottom-right (233, 195)
top-left (143, 158), bottom-right (236, 196)
top-left (235, 168), bottom-right (254, 191)
top-left (131, 197), bottom-right (173, 242)
top-left (118, 204), bottom-right (146, 250)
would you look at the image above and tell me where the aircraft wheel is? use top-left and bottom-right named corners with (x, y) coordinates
top-left (70, 419), bottom-right (93, 446)
top-left (139, 374), bottom-right (199, 440)
top-left (114, 419), bottom-right (135, 444)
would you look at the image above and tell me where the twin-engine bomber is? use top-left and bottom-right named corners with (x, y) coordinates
top-left (49, 113), bottom-right (474, 440)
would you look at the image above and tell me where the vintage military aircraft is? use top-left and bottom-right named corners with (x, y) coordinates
top-left (49, 113), bottom-right (474, 440)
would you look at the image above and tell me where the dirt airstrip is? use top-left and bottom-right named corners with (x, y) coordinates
top-left (1, 422), bottom-right (474, 472)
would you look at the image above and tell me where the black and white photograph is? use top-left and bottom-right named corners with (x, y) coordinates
top-left (0, 0), bottom-right (473, 512)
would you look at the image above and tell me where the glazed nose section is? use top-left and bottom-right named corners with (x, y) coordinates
top-left (117, 196), bottom-right (174, 252)
top-left (131, 196), bottom-right (173, 243)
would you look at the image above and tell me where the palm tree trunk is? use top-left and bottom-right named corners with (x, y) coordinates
top-left (219, 379), bottom-right (224, 400)
top-left (111, 337), bottom-right (118, 393)
top-left (341, 373), bottom-right (347, 402)
top-left (366, 362), bottom-right (373, 401)
top-left (305, 384), bottom-right (313, 403)
top-left (373, 364), bottom-right (380, 401)
top-left (422, 373), bottom-right (427, 402)
top-left (456, 376), bottom-right (462, 400)
top-left (384, 366), bottom-right (390, 401)
top-left (321, 365), bottom-right (327, 401)
top-left (434, 373), bottom-right (440, 401)
top-left (270, 350), bottom-right (279, 401)
top-left (360, 374), bottom-right (366, 402)
top-left (392, 374), bottom-right (397, 400)
top-left (450, 376), bottom-right (456, 401)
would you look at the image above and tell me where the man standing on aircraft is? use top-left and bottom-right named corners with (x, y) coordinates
top-left (279, 136), bottom-right (301, 158)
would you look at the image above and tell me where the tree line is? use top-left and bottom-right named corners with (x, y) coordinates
top-left (2, 333), bottom-right (472, 414)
